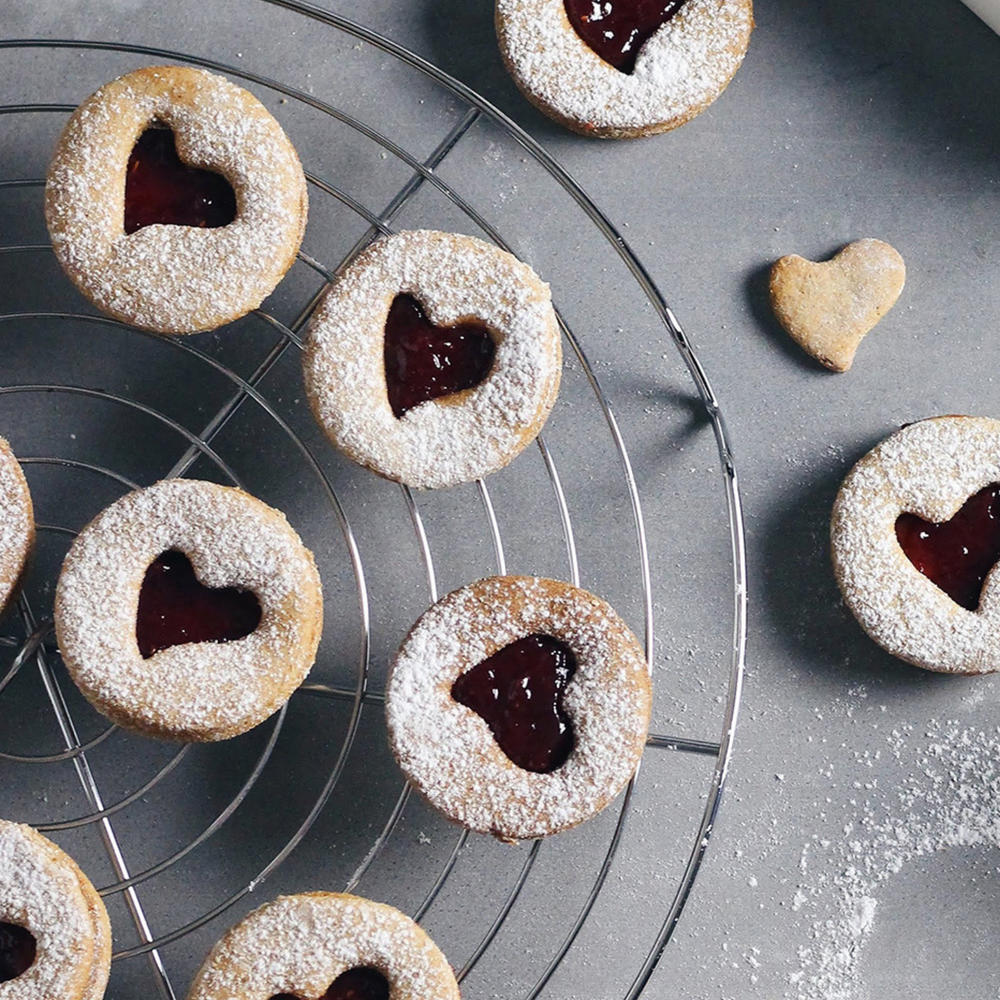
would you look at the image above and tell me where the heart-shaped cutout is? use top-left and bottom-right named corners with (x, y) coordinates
top-left (0, 923), bottom-right (36, 983)
top-left (124, 126), bottom-right (238, 235)
top-left (451, 633), bottom-right (576, 773)
top-left (563, 0), bottom-right (688, 73)
top-left (270, 967), bottom-right (390, 1000)
top-left (383, 294), bottom-right (496, 418)
top-left (769, 239), bottom-right (906, 372)
top-left (136, 550), bottom-right (262, 659)
top-left (896, 483), bottom-right (1000, 611)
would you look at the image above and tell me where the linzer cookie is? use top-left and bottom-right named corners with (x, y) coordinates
top-left (45, 66), bottom-right (308, 334)
top-left (496, 0), bottom-right (754, 138)
top-left (0, 820), bottom-right (111, 1000)
top-left (54, 479), bottom-right (323, 741)
top-left (386, 576), bottom-right (651, 841)
top-left (832, 416), bottom-right (1000, 674)
top-left (769, 239), bottom-right (906, 372)
top-left (0, 438), bottom-right (34, 617)
top-left (187, 892), bottom-right (460, 1000)
top-left (303, 230), bottom-right (562, 490)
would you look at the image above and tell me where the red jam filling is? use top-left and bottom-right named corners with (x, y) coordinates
top-left (451, 633), bottom-right (576, 773)
top-left (563, 0), bottom-right (688, 74)
top-left (124, 127), bottom-right (237, 235)
top-left (135, 550), bottom-right (262, 659)
top-left (383, 294), bottom-right (496, 418)
top-left (0, 923), bottom-right (36, 983)
top-left (895, 483), bottom-right (1000, 611)
top-left (270, 967), bottom-right (390, 1000)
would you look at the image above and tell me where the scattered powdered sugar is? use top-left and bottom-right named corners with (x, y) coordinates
top-left (303, 230), bottom-right (561, 490)
top-left (831, 416), bottom-right (1000, 674)
top-left (0, 439), bottom-right (32, 610)
top-left (791, 719), bottom-right (1000, 999)
top-left (496, 0), bottom-right (752, 135)
top-left (45, 66), bottom-right (306, 334)
top-left (188, 893), bottom-right (459, 1000)
top-left (54, 479), bottom-right (322, 741)
top-left (385, 576), bottom-right (651, 841)
top-left (0, 822), bottom-right (94, 1000)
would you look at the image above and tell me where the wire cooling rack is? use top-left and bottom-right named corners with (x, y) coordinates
top-left (0, 4), bottom-right (746, 998)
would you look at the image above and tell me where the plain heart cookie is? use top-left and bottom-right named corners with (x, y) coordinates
top-left (769, 239), bottom-right (905, 372)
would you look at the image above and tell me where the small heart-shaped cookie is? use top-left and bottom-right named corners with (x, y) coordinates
top-left (769, 238), bottom-right (905, 372)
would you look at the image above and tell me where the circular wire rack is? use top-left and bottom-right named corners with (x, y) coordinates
top-left (0, 4), bottom-right (747, 998)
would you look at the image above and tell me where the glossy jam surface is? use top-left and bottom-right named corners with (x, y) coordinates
top-left (563, 0), bottom-right (688, 73)
top-left (270, 967), bottom-right (390, 1000)
top-left (383, 294), bottom-right (496, 418)
top-left (451, 633), bottom-right (576, 773)
top-left (895, 483), bottom-right (1000, 611)
top-left (124, 127), bottom-right (237, 235)
top-left (136, 550), bottom-right (262, 659)
top-left (0, 923), bottom-right (36, 983)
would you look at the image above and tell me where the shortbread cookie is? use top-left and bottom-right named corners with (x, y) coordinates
top-left (769, 239), bottom-right (906, 372)
top-left (187, 892), bottom-right (460, 1000)
top-left (45, 66), bottom-right (308, 334)
top-left (0, 439), bottom-right (33, 617)
top-left (832, 416), bottom-right (1000, 674)
top-left (496, 0), bottom-right (754, 138)
top-left (0, 820), bottom-right (111, 1000)
top-left (54, 479), bottom-right (323, 741)
top-left (386, 575), bottom-right (651, 841)
top-left (303, 229), bottom-right (562, 489)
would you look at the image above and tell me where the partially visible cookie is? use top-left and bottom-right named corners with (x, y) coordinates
top-left (0, 820), bottom-right (111, 1000)
top-left (187, 892), bottom-right (460, 1000)
top-left (832, 416), bottom-right (1000, 674)
top-left (0, 438), bottom-right (33, 617)
top-left (496, 0), bottom-right (754, 138)
top-left (769, 239), bottom-right (906, 372)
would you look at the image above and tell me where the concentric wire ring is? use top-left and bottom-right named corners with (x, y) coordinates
top-left (0, 12), bottom-right (746, 998)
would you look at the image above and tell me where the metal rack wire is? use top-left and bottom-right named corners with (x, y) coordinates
top-left (0, 5), bottom-right (747, 998)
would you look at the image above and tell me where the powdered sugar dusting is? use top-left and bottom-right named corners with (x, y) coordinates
top-left (0, 439), bottom-right (33, 613)
top-left (792, 719), bottom-right (1000, 998)
top-left (496, 0), bottom-right (753, 136)
top-left (831, 416), bottom-right (1000, 674)
top-left (0, 822), bottom-right (95, 1000)
top-left (45, 66), bottom-right (307, 334)
top-left (303, 230), bottom-right (561, 489)
top-left (386, 576), bottom-right (651, 841)
top-left (188, 893), bottom-right (459, 1000)
top-left (54, 479), bottom-right (322, 741)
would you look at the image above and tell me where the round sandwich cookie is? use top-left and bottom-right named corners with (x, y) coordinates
top-left (496, 0), bottom-right (754, 138)
top-left (54, 479), bottom-right (323, 741)
top-left (386, 575), bottom-right (652, 842)
top-left (0, 820), bottom-right (111, 1000)
top-left (302, 229), bottom-right (562, 490)
top-left (832, 415), bottom-right (1000, 674)
top-left (0, 439), bottom-right (34, 618)
top-left (187, 892), bottom-right (460, 1000)
top-left (45, 65), bottom-right (308, 334)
